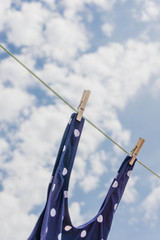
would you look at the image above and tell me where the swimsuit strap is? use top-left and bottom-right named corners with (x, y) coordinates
top-left (96, 155), bottom-right (136, 239)
top-left (48, 113), bottom-right (85, 194)
top-left (54, 113), bottom-right (85, 189)
top-left (28, 113), bottom-right (85, 240)
top-left (61, 156), bottom-right (137, 240)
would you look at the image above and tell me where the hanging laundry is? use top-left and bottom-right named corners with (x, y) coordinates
top-left (28, 113), bottom-right (136, 240)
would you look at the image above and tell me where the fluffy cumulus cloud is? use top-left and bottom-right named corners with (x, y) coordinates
top-left (80, 175), bottom-right (100, 193)
top-left (122, 176), bottom-right (139, 204)
top-left (1, 1), bottom-right (89, 63)
top-left (0, 86), bottom-right (35, 122)
top-left (133, 0), bottom-right (160, 22)
top-left (69, 201), bottom-right (85, 227)
top-left (61, 0), bottom-right (125, 19)
top-left (1, 0), bottom-right (160, 239)
top-left (0, 191), bottom-right (37, 240)
top-left (0, 138), bottom-right (10, 163)
top-left (6, 2), bottom-right (47, 46)
top-left (141, 177), bottom-right (160, 223)
top-left (42, 16), bottom-right (89, 62)
top-left (101, 23), bottom-right (115, 37)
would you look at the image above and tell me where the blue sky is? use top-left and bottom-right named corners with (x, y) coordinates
top-left (0, 0), bottom-right (160, 239)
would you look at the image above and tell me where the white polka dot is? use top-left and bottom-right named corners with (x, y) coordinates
top-left (64, 191), bottom-right (68, 198)
top-left (81, 230), bottom-right (87, 238)
top-left (69, 118), bottom-right (72, 125)
top-left (127, 170), bottom-right (132, 177)
top-left (50, 208), bottom-right (56, 217)
top-left (74, 129), bottom-right (80, 137)
top-left (97, 215), bottom-right (103, 223)
top-left (58, 233), bottom-right (62, 240)
top-left (62, 168), bottom-right (68, 176)
top-left (46, 227), bottom-right (48, 233)
top-left (52, 184), bottom-right (56, 192)
top-left (114, 203), bottom-right (118, 211)
top-left (63, 145), bottom-right (66, 152)
top-left (112, 180), bottom-right (118, 188)
top-left (65, 225), bottom-right (72, 231)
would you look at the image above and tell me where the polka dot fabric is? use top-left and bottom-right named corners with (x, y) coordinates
top-left (28, 113), bottom-right (137, 240)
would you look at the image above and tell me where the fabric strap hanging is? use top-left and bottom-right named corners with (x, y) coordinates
top-left (28, 113), bottom-right (137, 240)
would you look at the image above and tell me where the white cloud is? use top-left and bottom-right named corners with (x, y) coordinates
top-left (89, 151), bottom-right (108, 176)
top-left (122, 176), bottom-right (139, 203)
top-left (0, 0), bottom-right (12, 31)
top-left (1, 1), bottom-right (89, 63)
top-left (71, 40), bottom-right (160, 148)
top-left (12, 105), bottom-right (72, 161)
top-left (0, 85), bottom-right (35, 122)
top-left (0, 138), bottom-right (10, 156)
top-left (141, 178), bottom-right (160, 223)
top-left (41, 0), bottom-right (56, 9)
top-left (0, 192), bottom-right (37, 240)
top-left (142, 187), bottom-right (160, 221)
top-left (102, 23), bottom-right (115, 37)
top-left (0, 53), bottom-right (36, 89)
top-left (6, 2), bottom-right (47, 47)
top-left (71, 151), bottom-right (108, 193)
top-left (80, 175), bottom-right (99, 192)
top-left (42, 16), bottom-right (89, 63)
top-left (73, 40), bottom-right (160, 101)
top-left (69, 201), bottom-right (85, 226)
top-left (61, 0), bottom-right (124, 17)
top-left (36, 62), bottom-right (68, 85)
top-left (2, 155), bottom-right (50, 212)
top-left (133, 0), bottom-right (160, 22)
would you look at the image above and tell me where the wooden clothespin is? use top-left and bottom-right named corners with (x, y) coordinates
top-left (76, 90), bottom-right (91, 121)
top-left (129, 138), bottom-right (145, 165)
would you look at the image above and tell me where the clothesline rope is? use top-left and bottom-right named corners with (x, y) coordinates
top-left (0, 43), bottom-right (160, 179)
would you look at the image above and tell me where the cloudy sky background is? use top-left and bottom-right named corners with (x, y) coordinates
top-left (0, 0), bottom-right (160, 239)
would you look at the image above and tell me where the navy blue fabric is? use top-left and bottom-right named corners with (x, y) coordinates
top-left (28, 113), bottom-right (136, 240)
